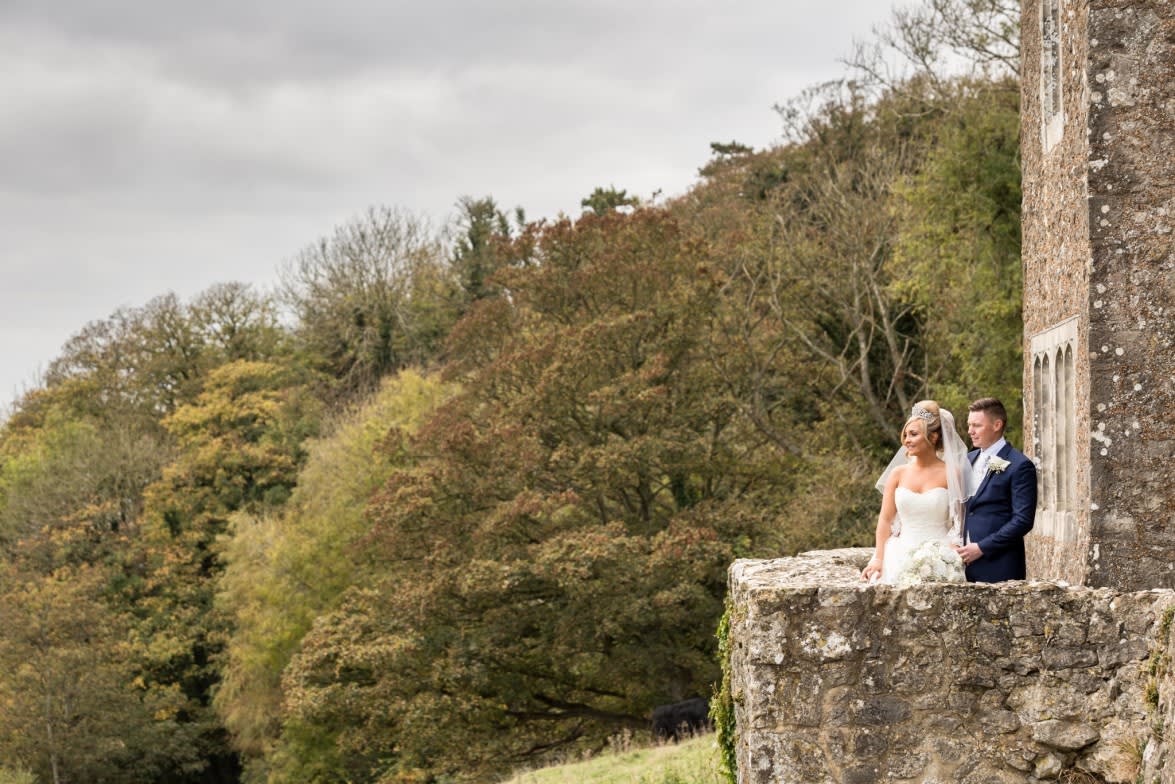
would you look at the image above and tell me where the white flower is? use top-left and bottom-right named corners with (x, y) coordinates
top-left (987, 456), bottom-right (1011, 473)
top-left (895, 540), bottom-right (966, 587)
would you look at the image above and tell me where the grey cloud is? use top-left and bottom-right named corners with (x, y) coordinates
top-left (1, 0), bottom-right (894, 409)
top-left (1, 1), bottom-right (880, 86)
top-left (1, 2), bottom-right (628, 85)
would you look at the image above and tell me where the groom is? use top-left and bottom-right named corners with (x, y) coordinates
top-left (954, 397), bottom-right (1037, 582)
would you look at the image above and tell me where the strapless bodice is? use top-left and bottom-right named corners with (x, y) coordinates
top-left (879, 486), bottom-right (960, 585)
top-left (894, 486), bottom-right (950, 539)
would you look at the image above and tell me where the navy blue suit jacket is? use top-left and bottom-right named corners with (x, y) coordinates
top-left (964, 443), bottom-right (1037, 583)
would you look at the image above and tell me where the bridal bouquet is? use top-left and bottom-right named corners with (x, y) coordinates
top-left (895, 540), bottom-right (967, 587)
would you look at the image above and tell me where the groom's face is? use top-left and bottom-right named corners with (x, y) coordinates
top-left (967, 411), bottom-right (1004, 450)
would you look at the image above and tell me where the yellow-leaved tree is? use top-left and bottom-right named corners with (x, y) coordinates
top-left (215, 369), bottom-right (454, 781)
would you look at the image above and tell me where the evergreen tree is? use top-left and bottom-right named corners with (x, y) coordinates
top-left (581, 185), bottom-right (640, 215)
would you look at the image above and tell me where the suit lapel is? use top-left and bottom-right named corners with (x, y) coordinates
top-left (973, 443), bottom-right (1013, 501)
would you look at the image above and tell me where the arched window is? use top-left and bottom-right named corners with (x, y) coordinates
top-left (1041, 0), bottom-right (1064, 150)
top-left (1029, 318), bottom-right (1078, 541)
top-left (1033, 356), bottom-right (1045, 509)
top-left (1041, 352), bottom-right (1054, 508)
top-left (1062, 345), bottom-right (1075, 510)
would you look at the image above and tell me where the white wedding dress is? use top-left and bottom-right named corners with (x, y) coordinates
top-left (879, 487), bottom-right (958, 585)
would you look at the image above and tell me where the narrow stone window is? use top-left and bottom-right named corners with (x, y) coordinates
top-left (1041, 352), bottom-right (1054, 507)
top-left (1033, 356), bottom-right (1044, 510)
top-left (1062, 345), bottom-right (1075, 510)
top-left (1054, 347), bottom-right (1067, 509)
top-left (1040, 0), bottom-right (1064, 150)
top-left (1029, 318), bottom-right (1078, 541)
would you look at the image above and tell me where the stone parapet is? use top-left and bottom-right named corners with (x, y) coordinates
top-left (729, 549), bottom-right (1175, 783)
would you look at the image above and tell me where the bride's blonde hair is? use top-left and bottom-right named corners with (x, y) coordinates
top-left (904, 399), bottom-right (943, 452)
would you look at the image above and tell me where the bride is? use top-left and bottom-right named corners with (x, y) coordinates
top-left (861, 400), bottom-right (974, 585)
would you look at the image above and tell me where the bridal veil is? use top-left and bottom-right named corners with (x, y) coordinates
top-left (875, 406), bottom-right (975, 542)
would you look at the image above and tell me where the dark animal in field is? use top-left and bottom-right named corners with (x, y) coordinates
top-left (651, 696), bottom-right (711, 742)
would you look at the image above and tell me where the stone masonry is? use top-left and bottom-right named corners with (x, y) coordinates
top-left (1021, 0), bottom-right (1175, 589)
top-left (729, 550), bottom-right (1175, 783)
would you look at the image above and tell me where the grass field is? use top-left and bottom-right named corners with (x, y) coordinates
top-left (499, 733), bottom-right (725, 784)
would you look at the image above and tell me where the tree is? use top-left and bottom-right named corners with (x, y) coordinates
top-left (709, 141), bottom-right (753, 158)
top-left (39, 285), bottom-right (288, 425)
top-left (121, 360), bottom-right (322, 783)
top-left (144, 360), bottom-right (320, 540)
top-left (188, 282), bottom-right (288, 367)
top-left (215, 370), bottom-right (452, 778)
top-left (42, 294), bottom-right (196, 423)
top-left (274, 210), bottom-right (794, 782)
top-left (0, 285), bottom-right (295, 784)
top-left (0, 564), bottom-right (198, 784)
top-left (847, 0), bottom-right (1020, 103)
top-left (709, 82), bottom-right (932, 444)
top-left (680, 73), bottom-right (1025, 550)
top-left (888, 81), bottom-right (1023, 440)
top-left (449, 196), bottom-right (516, 305)
top-left (580, 186), bottom-right (640, 215)
top-left (281, 207), bottom-right (446, 399)
top-left (0, 409), bottom-right (170, 569)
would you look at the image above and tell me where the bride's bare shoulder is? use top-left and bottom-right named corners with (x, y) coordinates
top-left (884, 464), bottom-right (907, 490)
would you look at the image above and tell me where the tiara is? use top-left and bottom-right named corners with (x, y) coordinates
top-left (911, 404), bottom-right (936, 422)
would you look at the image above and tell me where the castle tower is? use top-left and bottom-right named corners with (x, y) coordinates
top-left (1021, 0), bottom-right (1174, 588)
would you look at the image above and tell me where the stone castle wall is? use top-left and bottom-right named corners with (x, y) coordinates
top-left (1020, 0), bottom-right (1094, 584)
top-left (1021, 0), bottom-right (1175, 588)
top-left (1082, 1), bottom-right (1175, 588)
top-left (729, 550), bottom-right (1175, 784)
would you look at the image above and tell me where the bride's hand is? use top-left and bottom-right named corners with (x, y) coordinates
top-left (861, 557), bottom-right (882, 582)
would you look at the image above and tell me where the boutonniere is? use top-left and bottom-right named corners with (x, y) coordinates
top-left (987, 456), bottom-right (1011, 474)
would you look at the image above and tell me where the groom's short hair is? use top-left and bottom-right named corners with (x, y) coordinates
top-left (969, 397), bottom-right (1008, 427)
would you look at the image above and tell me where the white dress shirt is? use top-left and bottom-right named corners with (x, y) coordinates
top-left (972, 437), bottom-right (1008, 489)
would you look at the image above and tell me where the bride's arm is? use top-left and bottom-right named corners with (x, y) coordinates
top-left (862, 470), bottom-right (901, 581)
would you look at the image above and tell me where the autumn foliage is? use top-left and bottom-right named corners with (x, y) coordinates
top-left (0, 40), bottom-right (1022, 784)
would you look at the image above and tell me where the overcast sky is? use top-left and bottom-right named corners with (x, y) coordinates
top-left (1, 0), bottom-right (899, 410)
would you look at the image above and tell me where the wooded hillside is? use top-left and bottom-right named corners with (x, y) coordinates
top-left (0, 3), bottom-right (1023, 781)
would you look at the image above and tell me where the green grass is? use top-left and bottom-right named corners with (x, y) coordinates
top-left (499, 734), bottom-right (724, 784)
